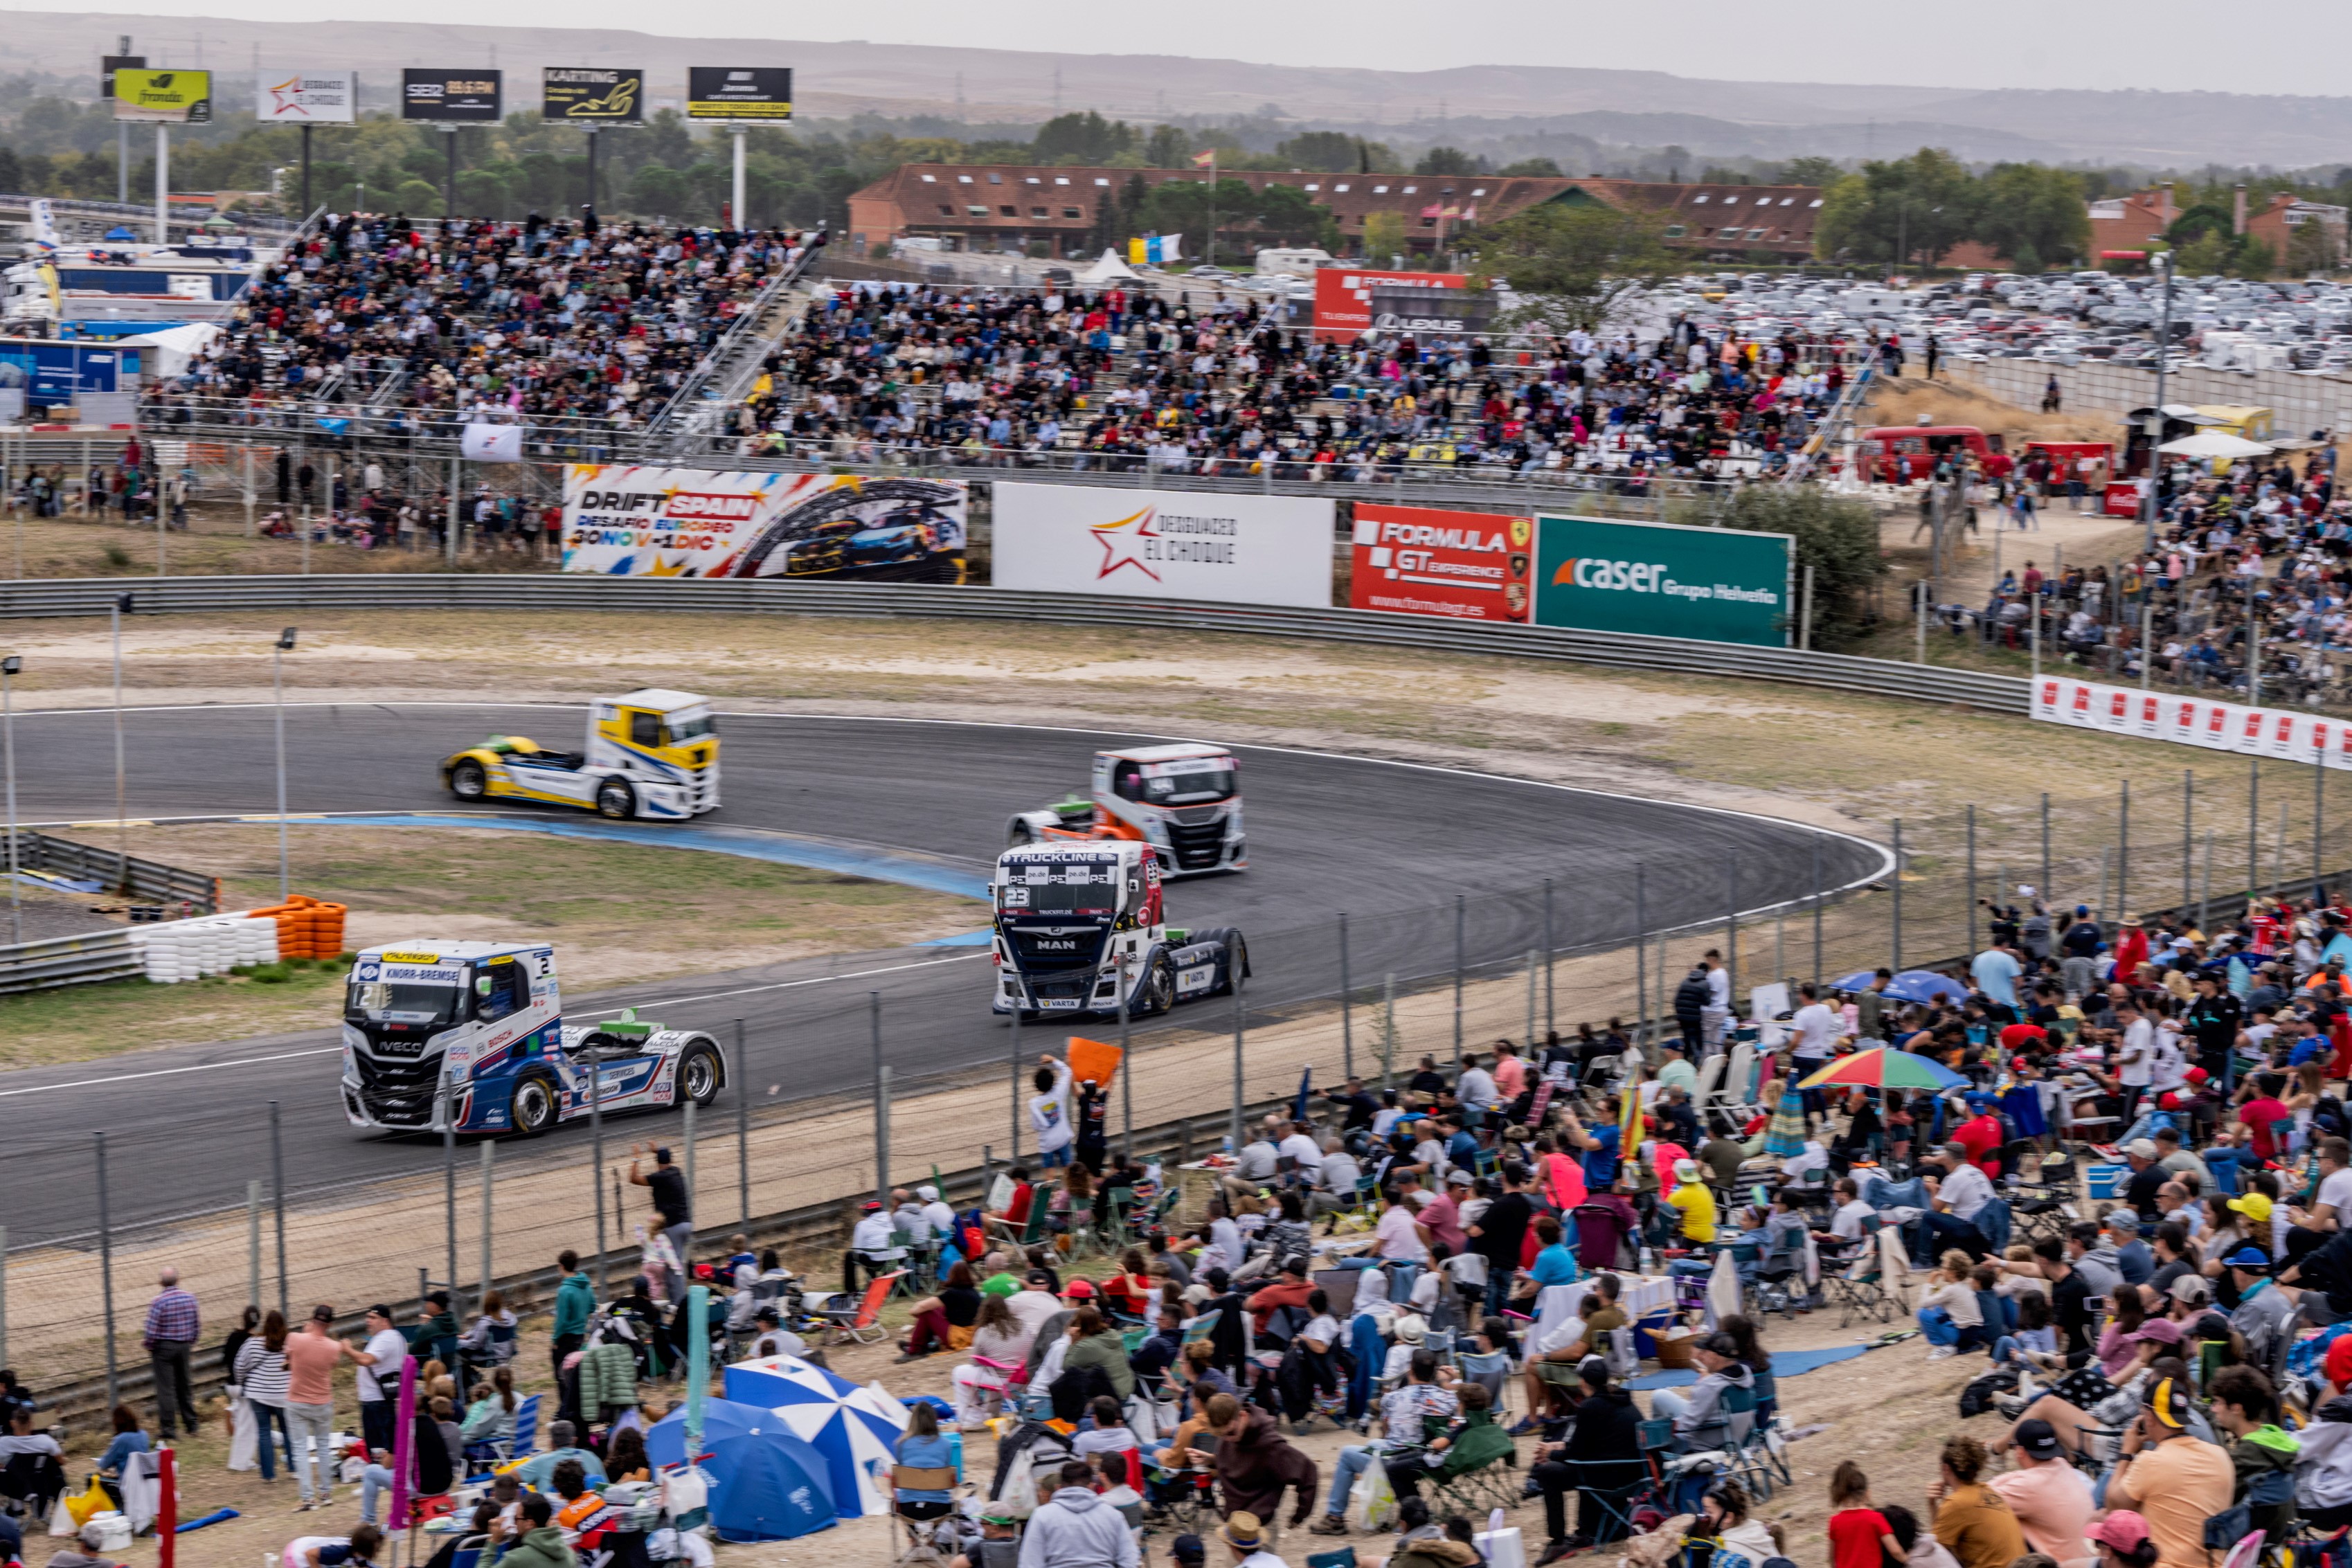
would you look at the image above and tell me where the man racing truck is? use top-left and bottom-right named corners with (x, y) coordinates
top-left (440, 690), bottom-right (719, 820)
top-left (341, 941), bottom-right (724, 1135)
top-left (1005, 743), bottom-right (1245, 876)
top-left (989, 841), bottom-right (1247, 1020)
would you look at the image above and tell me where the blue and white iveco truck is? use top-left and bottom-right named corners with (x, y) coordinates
top-left (340, 941), bottom-right (724, 1135)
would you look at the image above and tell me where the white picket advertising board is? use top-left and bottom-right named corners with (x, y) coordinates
top-left (2030, 674), bottom-right (2352, 766)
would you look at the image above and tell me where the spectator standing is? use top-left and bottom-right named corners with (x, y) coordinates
top-left (1827, 1461), bottom-right (1902, 1568)
top-left (284, 1304), bottom-right (358, 1510)
top-left (627, 1144), bottom-right (693, 1300)
top-left (142, 1268), bottom-right (200, 1441)
top-left (550, 1251), bottom-right (593, 1387)
top-left (1029, 1054), bottom-right (1075, 1170)
top-left (353, 1306), bottom-right (409, 1459)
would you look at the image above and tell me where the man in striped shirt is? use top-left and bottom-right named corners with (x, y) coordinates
top-left (143, 1269), bottom-right (201, 1439)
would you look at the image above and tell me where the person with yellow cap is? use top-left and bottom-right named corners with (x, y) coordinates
top-left (2105, 1369), bottom-right (2234, 1568)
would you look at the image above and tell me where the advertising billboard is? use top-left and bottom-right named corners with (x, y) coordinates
top-left (256, 69), bottom-right (357, 125)
top-left (2030, 676), bottom-right (2352, 766)
top-left (111, 69), bottom-right (213, 123)
top-left (562, 466), bottom-right (969, 582)
top-left (1531, 514), bottom-right (1793, 647)
top-left (993, 483), bottom-right (1334, 607)
top-left (1365, 285), bottom-right (1497, 336)
top-left (1348, 503), bottom-right (1532, 622)
top-left (687, 66), bottom-right (793, 120)
top-left (1312, 267), bottom-right (1466, 341)
top-left (100, 54), bottom-right (145, 99)
top-left (543, 67), bottom-right (644, 124)
top-left (402, 69), bottom-right (502, 122)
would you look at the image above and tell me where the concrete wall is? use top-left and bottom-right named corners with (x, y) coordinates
top-left (1948, 356), bottom-right (2352, 438)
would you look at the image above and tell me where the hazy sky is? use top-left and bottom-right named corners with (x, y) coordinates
top-left (23, 0), bottom-right (2352, 96)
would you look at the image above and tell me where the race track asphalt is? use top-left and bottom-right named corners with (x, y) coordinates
top-left (1, 703), bottom-right (1889, 1245)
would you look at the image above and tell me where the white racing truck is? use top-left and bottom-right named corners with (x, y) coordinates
top-left (339, 940), bottom-right (726, 1135)
top-left (989, 840), bottom-right (1248, 1020)
top-left (1005, 743), bottom-right (1246, 877)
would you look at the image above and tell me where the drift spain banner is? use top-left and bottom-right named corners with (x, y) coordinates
top-left (1532, 514), bottom-right (1792, 647)
top-left (992, 482), bottom-right (1333, 607)
top-left (1349, 503), bottom-right (1531, 622)
top-left (562, 465), bottom-right (969, 582)
top-left (2031, 675), bottom-right (2352, 766)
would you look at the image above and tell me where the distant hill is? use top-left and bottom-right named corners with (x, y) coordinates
top-left (2, 10), bottom-right (2348, 168)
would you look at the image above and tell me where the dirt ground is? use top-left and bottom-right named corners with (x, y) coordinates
top-left (0, 502), bottom-right (539, 579)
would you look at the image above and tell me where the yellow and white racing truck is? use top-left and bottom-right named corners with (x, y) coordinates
top-left (440, 689), bottom-right (719, 820)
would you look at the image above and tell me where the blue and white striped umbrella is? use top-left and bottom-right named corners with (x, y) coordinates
top-left (721, 1354), bottom-right (908, 1520)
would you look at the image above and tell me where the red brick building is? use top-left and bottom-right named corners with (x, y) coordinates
top-left (844, 163), bottom-right (1826, 262)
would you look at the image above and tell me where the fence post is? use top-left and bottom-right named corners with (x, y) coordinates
top-left (1633, 865), bottom-right (1648, 1051)
top-left (2119, 779), bottom-right (2131, 921)
top-left (1966, 804), bottom-right (1977, 955)
top-left (1543, 878), bottom-right (1556, 1037)
top-left (442, 1089), bottom-right (459, 1318)
top-left (2201, 831), bottom-right (2214, 931)
top-left (2183, 770), bottom-right (2194, 916)
top-left (96, 1131), bottom-right (117, 1409)
top-left (1811, 837), bottom-right (1823, 988)
top-left (478, 1139), bottom-right (494, 1307)
top-left (733, 1018), bottom-right (749, 1229)
top-left (1009, 991), bottom-right (1023, 1164)
top-left (2250, 757), bottom-right (2261, 905)
top-left (1231, 966), bottom-right (1246, 1155)
top-left (871, 992), bottom-right (888, 1208)
top-left (2040, 792), bottom-right (2052, 903)
top-left (1117, 956), bottom-right (1133, 1162)
top-left (270, 1099), bottom-right (287, 1318)
top-left (1338, 914), bottom-right (1352, 1084)
top-left (2317, 739), bottom-right (2326, 899)
top-left (246, 1180), bottom-right (260, 1312)
top-left (1724, 857), bottom-right (1739, 1026)
top-left (1892, 820), bottom-right (1904, 972)
top-left (1452, 894), bottom-right (1465, 1071)
top-left (591, 1036), bottom-right (606, 1299)
top-left (1525, 947), bottom-right (1537, 1045)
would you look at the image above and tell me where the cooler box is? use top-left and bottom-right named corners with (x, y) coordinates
top-left (2086, 1163), bottom-right (2125, 1200)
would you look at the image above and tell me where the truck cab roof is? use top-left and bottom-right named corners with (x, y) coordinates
top-left (354, 941), bottom-right (546, 964)
top-left (1099, 742), bottom-right (1235, 764)
top-left (606, 688), bottom-right (708, 714)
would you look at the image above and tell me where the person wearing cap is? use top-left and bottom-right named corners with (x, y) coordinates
top-left (2185, 973), bottom-right (2242, 1083)
top-left (1987, 1418), bottom-right (2093, 1561)
top-left (844, 1197), bottom-right (906, 1297)
top-left (1916, 1142), bottom-right (1997, 1265)
top-left (2103, 1211), bottom-right (2153, 1286)
top-left (2106, 1370), bottom-right (2235, 1568)
top-left (2087, 1512), bottom-right (2161, 1568)
top-left (2225, 1245), bottom-right (2295, 1369)
top-left (1649, 1332), bottom-right (1752, 1452)
top-left (949, 1503), bottom-right (1021, 1568)
top-left (1664, 1157), bottom-right (1717, 1247)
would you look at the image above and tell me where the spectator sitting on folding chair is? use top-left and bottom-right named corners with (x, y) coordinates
top-left (1382, 1380), bottom-right (1513, 1503)
top-left (1916, 1144), bottom-right (1999, 1265)
top-left (1651, 1333), bottom-right (1753, 1452)
top-left (1309, 1349), bottom-right (1455, 1535)
top-left (1529, 1356), bottom-right (1646, 1562)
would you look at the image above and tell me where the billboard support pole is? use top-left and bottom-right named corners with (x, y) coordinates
top-left (442, 126), bottom-right (458, 220)
top-left (730, 127), bottom-right (746, 229)
top-left (584, 125), bottom-right (598, 214)
top-left (153, 124), bottom-right (168, 245)
top-left (300, 123), bottom-right (312, 219)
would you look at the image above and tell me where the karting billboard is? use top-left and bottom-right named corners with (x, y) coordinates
top-left (1532, 514), bottom-right (1793, 647)
top-left (256, 69), bottom-right (357, 124)
top-left (402, 69), bottom-right (502, 122)
top-left (1349, 503), bottom-right (1532, 622)
top-left (993, 483), bottom-right (1334, 607)
top-left (688, 66), bottom-right (793, 120)
top-left (543, 67), bottom-right (645, 124)
top-left (562, 466), bottom-right (969, 582)
top-left (1312, 267), bottom-right (1466, 341)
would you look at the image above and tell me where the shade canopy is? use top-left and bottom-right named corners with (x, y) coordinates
top-left (2158, 430), bottom-right (2272, 460)
top-left (1795, 1047), bottom-right (1969, 1092)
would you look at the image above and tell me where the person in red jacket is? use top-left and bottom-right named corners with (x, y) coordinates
top-left (2112, 917), bottom-right (2150, 983)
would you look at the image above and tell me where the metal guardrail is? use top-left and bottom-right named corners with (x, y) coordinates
top-left (0, 573), bottom-right (2031, 714)
top-left (0, 926), bottom-right (142, 993)
top-left (12, 829), bottom-right (222, 912)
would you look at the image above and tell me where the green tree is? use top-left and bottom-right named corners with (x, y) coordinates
top-left (1143, 123), bottom-right (1190, 169)
top-left (1415, 145), bottom-right (1480, 176)
top-left (1496, 156), bottom-right (1564, 177)
top-left (2288, 216), bottom-right (2340, 275)
top-left (1361, 210), bottom-right (1406, 263)
top-left (1812, 148), bottom-right (1978, 268)
top-left (1277, 131), bottom-right (1361, 171)
top-left (1136, 175), bottom-right (1336, 258)
top-left (1460, 201), bottom-right (1673, 333)
top-left (1975, 163), bottom-right (2091, 270)
top-left (1033, 110), bottom-right (1135, 164)
top-left (1776, 155), bottom-right (1842, 187)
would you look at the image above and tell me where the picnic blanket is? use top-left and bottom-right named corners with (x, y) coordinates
top-left (1626, 1343), bottom-right (1868, 1389)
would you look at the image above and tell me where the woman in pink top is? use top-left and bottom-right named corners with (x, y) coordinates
top-left (1492, 1043), bottom-right (1527, 1102)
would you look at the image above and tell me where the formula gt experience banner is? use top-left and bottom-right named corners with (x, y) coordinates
top-left (688, 66), bottom-right (793, 120)
top-left (111, 68), bottom-right (212, 123)
top-left (402, 69), bottom-right (502, 122)
top-left (1349, 503), bottom-right (1531, 622)
top-left (256, 69), bottom-right (357, 124)
top-left (562, 466), bottom-right (969, 582)
top-left (1312, 268), bottom-right (1466, 341)
top-left (1532, 514), bottom-right (1793, 647)
top-left (992, 482), bottom-right (1334, 608)
top-left (543, 67), bottom-right (644, 124)
top-left (2031, 676), bottom-right (2352, 766)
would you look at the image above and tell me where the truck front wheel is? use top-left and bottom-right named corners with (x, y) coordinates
top-left (449, 760), bottom-right (487, 800)
top-left (509, 1072), bottom-right (559, 1137)
top-left (1140, 953), bottom-right (1176, 1016)
top-left (595, 780), bottom-right (636, 820)
top-left (679, 1043), bottom-right (724, 1106)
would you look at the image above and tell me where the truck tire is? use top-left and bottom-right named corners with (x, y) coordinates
top-left (449, 760), bottom-right (487, 800)
top-left (509, 1072), bottom-right (559, 1137)
top-left (1192, 927), bottom-right (1248, 996)
top-left (1140, 951), bottom-right (1176, 1016)
top-left (679, 1042), bottom-right (724, 1106)
top-left (595, 779), bottom-right (636, 820)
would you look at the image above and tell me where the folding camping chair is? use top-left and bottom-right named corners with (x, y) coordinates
top-left (891, 1466), bottom-right (961, 1566)
top-left (492, 1394), bottom-right (540, 1465)
top-left (1822, 1220), bottom-right (1901, 1327)
top-left (822, 1270), bottom-right (908, 1346)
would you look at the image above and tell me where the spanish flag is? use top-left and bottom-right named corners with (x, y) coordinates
top-left (1191, 150), bottom-right (1217, 169)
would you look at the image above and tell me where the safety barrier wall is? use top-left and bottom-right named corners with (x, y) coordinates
top-left (8, 828), bottom-right (222, 911)
top-left (0, 573), bottom-right (2034, 714)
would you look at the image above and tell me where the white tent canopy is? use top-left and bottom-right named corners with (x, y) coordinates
top-left (2158, 429), bottom-right (2273, 460)
top-left (1072, 249), bottom-right (1144, 285)
top-left (115, 322), bottom-right (221, 379)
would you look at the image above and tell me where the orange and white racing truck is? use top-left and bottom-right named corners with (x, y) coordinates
top-left (1005, 743), bottom-right (1246, 877)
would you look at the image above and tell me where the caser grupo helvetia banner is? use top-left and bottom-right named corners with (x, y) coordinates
top-left (1532, 514), bottom-right (1794, 647)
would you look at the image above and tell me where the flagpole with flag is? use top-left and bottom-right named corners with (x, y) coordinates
top-left (1192, 147), bottom-right (1218, 269)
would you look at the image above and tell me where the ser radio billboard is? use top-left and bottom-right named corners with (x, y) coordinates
top-left (402, 69), bottom-right (502, 122)
top-left (1532, 514), bottom-right (1793, 647)
top-left (562, 466), bottom-right (969, 582)
top-left (993, 483), bottom-right (1334, 607)
top-left (1349, 503), bottom-right (1531, 622)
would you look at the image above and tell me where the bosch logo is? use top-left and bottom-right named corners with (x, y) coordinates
top-left (1552, 557), bottom-right (1667, 592)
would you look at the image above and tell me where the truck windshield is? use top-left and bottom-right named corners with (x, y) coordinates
top-left (346, 980), bottom-right (461, 1025)
top-left (998, 865), bottom-right (1120, 915)
top-left (1143, 766), bottom-right (1235, 804)
top-left (666, 710), bottom-right (717, 744)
